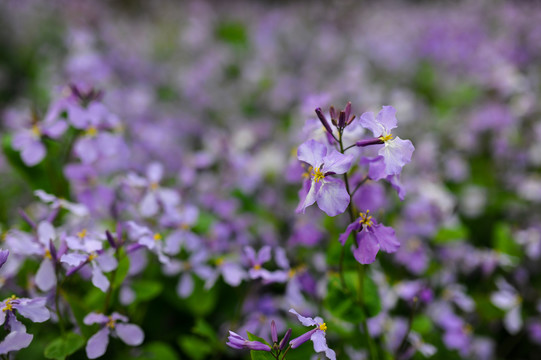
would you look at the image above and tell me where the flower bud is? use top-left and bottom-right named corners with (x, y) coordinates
top-left (315, 108), bottom-right (333, 135)
top-left (279, 328), bottom-right (292, 350)
top-left (271, 320), bottom-right (278, 343)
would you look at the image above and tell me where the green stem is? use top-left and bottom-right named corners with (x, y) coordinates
top-left (396, 298), bottom-right (418, 356)
top-left (55, 266), bottom-right (65, 335)
top-left (103, 248), bottom-right (121, 313)
top-left (280, 345), bottom-right (292, 360)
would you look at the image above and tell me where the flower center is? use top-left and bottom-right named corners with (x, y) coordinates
top-left (31, 124), bottom-right (41, 138)
top-left (86, 126), bottom-right (98, 137)
top-left (44, 249), bottom-right (52, 260)
top-left (88, 252), bottom-right (98, 262)
top-left (359, 210), bottom-right (373, 227)
top-left (253, 264), bottom-right (262, 270)
top-left (153, 233), bottom-right (162, 241)
top-left (106, 316), bottom-right (116, 329)
top-left (150, 182), bottom-right (159, 191)
top-left (77, 229), bottom-right (87, 239)
top-left (311, 167), bottom-right (325, 182)
top-left (319, 323), bottom-right (327, 332)
top-left (379, 132), bottom-right (393, 142)
top-left (2, 295), bottom-right (17, 312)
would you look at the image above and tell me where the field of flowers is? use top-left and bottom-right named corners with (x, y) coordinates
top-left (1, 1), bottom-right (541, 359)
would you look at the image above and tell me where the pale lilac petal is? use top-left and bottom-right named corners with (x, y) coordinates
top-left (164, 231), bottom-right (184, 255)
top-left (42, 120), bottom-right (67, 138)
top-left (21, 140), bottom-right (46, 166)
top-left (146, 162), bottom-right (163, 184)
top-left (373, 224), bottom-right (400, 253)
top-left (289, 309), bottom-right (317, 326)
top-left (116, 323), bottom-right (144, 346)
top-left (83, 313), bottom-right (109, 325)
top-left (74, 137), bottom-right (98, 164)
top-left (193, 265), bottom-right (214, 280)
top-left (111, 312), bottom-right (129, 323)
top-left (257, 246), bottom-right (272, 264)
top-left (14, 298), bottom-right (50, 322)
top-left (35, 258), bottom-right (56, 291)
top-left (297, 140), bottom-right (327, 168)
top-left (490, 292), bottom-right (517, 310)
top-left (86, 327), bottom-right (110, 359)
top-left (244, 246), bottom-right (257, 264)
top-left (37, 221), bottom-right (55, 246)
top-left (296, 179), bottom-right (319, 214)
top-left (274, 247), bottom-right (290, 270)
top-left (311, 330), bottom-right (329, 353)
top-left (339, 221), bottom-right (361, 246)
top-left (379, 137), bottom-right (414, 176)
top-left (504, 306), bottom-right (522, 335)
top-left (139, 192), bottom-right (159, 217)
top-left (34, 189), bottom-right (56, 203)
top-left (0, 322), bottom-right (33, 354)
top-left (359, 111), bottom-right (385, 137)
top-left (96, 253), bottom-right (118, 272)
top-left (316, 178), bottom-right (350, 217)
top-left (157, 188), bottom-right (180, 210)
top-left (91, 265), bottom-right (110, 292)
top-left (376, 106), bottom-right (398, 133)
top-left (322, 149), bottom-right (353, 175)
top-left (352, 232), bottom-right (380, 264)
top-left (0, 308), bottom-right (5, 326)
top-left (221, 263), bottom-right (245, 287)
top-left (177, 273), bottom-right (194, 298)
top-left (61, 253), bottom-right (88, 267)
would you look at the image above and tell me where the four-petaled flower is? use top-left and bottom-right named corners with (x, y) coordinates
top-left (289, 309), bottom-right (336, 360)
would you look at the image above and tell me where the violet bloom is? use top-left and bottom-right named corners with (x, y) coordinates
top-left (125, 162), bottom-right (180, 218)
top-left (226, 332), bottom-right (271, 351)
top-left (296, 139), bottom-right (353, 217)
top-left (490, 278), bottom-right (522, 335)
top-left (0, 295), bottom-right (50, 355)
top-left (244, 246), bottom-right (272, 280)
top-left (34, 190), bottom-right (89, 217)
top-left (126, 221), bottom-right (170, 264)
top-left (12, 117), bottom-right (67, 166)
top-left (358, 106), bottom-right (414, 176)
top-left (84, 312), bottom-right (144, 359)
top-left (339, 210), bottom-right (400, 264)
top-left (162, 250), bottom-right (213, 298)
top-left (289, 309), bottom-right (336, 360)
top-left (60, 229), bottom-right (118, 292)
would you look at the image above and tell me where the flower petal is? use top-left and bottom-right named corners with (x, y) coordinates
top-left (316, 178), bottom-right (350, 217)
top-left (297, 139), bottom-right (327, 168)
top-left (352, 232), bottom-right (380, 264)
top-left (86, 327), bottom-right (110, 359)
top-left (116, 323), bottom-right (144, 346)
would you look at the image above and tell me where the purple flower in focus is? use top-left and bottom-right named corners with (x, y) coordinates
top-left (226, 331), bottom-right (271, 351)
top-left (0, 295), bottom-right (50, 355)
top-left (289, 309), bottom-right (336, 360)
top-left (296, 139), bottom-right (353, 216)
top-left (359, 106), bottom-right (414, 176)
top-left (84, 312), bottom-right (144, 359)
top-left (339, 210), bottom-right (400, 264)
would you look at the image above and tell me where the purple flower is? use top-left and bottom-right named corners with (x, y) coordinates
top-left (296, 139), bottom-right (353, 216)
top-left (359, 106), bottom-right (414, 176)
top-left (126, 221), bottom-right (170, 264)
top-left (244, 246), bottom-right (273, 280)
top-left (339, 210), bottom-right (400, 264)
top-left (490, 278), bottom-right (522, 335)
top-left (226, 331), bottom-right (271, 351)
top-left (84, 312), bottom-right (144, 359)
top-left (162, 250), bottom-right (213, 298)
top-left (34, 190), bottom-right (89, 217)
top-left (289, 309), bottom-right (336, 360)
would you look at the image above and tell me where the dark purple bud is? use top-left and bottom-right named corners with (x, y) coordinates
top-left (344, 102), bottom-right (352, 121)
top-left (69, 84), bottom-right (82, 99)
top-left (279, 328), bottom-right (292, 351)
top-left (347, 115), bottom-right (356, 125)
top-left (226, 331), bottom-right (271, 352)
top-left (46, 207), bottom-right (60, 223)
top-left (315, 108), bottom-right (333, 135)
top-left (356, 138), bottom-right (384, 147)
top-left (0, 249), bottom-right (9, 269)
top-left (246, 341), bottom-right (272, 351)
top-left (338, 111), bottom-right (346, 129)
top-left (329, 106), bottom-right (337, 122)
top-left (18, 209), bottom-right (36, 229)
top-left (290, 328), bottom-right (317, 349)
top-left (271, 320), bottom-right (278, 343)
top-left (106, 230), bottom-right (117, 249)
top-left (49, 240), bottom-right (57, 262)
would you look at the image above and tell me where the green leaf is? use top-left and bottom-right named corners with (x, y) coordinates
top-left (324, 273), bottom-right (365, 323)
top-left (182, 278), bottom-right (218, 316)
top-left (433, 224), bottom-right (468, 244)
top-left (132, 280), bottom-right (163, 303)
top-left (178, 335), bottom-right (213, 360)
top-left (44, 333), bottom-right (85, 360)
top-left (135, 341), bottom-right (179, 360)
top-left (246, 332), bottom-right (270, 346)
top-left (112, 252), bottom-right (130, 288)
top-left (363, 273), bottom-right (382, 317)
top-left (192, 318), bottom-right (218, 343)
top-left (493, 223), bottom-right (521, 257)
top-left (411, 315), bottom-right (433, 335)
top-left (215, 21), bottom-right (248, 47)
top-left (250, 349), bottom-right (276, 360)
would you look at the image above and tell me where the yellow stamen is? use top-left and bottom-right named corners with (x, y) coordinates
top-left (106, 316), bottom-right (116, 329)
top-left (88, 253), bottom-right (98, 262)
top-left (215, 257), bottom-right (224, 266)
top-left (85, 126), bottom-right (98, 137)
top-left (379, 133), bottom-right (393, 142)
top-left (311, 167), bottom-right (325, 182)
top-left (359, 210), bottom-right (373, 227)
top-left (77, 229), bottom-right (87, 239)
top-left (288, 269), bottom-right (296, 278)
top-left (253, 264), bottom-right (262, 270)
top-left (2, 295), bottom-right (17, 312)
top-left (150, 182), bottom-right (159, 191)
top-left (180, 223), bottom-right (190, 230)
top-left (153, 233), bottom-right (162, 241)
top-left (319, 323), bottom-right (327, 332)
top-left (44, 249), bottom-right (52, 260)
top-left (31, 124), bottom-right (41, 137)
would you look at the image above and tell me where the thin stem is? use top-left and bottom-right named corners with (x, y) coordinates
top-left (103, 248), bottom-right (121, 313)
top-left (54, 266), bottom-right (65, 335)
top-left (350, 176), bottom-right (369, 197)
top-left (342, 143), bottom-right (357, 152)
top-left (280, 345), bottom-right (292, 360)
top-left (396, 298), bottom-right (418, 356)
